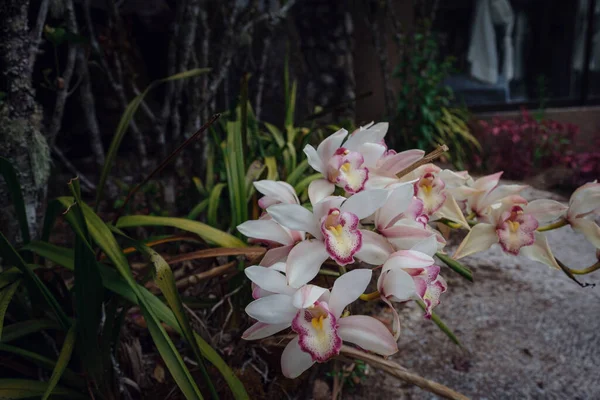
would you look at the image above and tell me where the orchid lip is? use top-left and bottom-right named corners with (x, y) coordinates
top-left (321, 208), bottom-right (362, 265)
top-left (292, 302), bottom-right (342, 362)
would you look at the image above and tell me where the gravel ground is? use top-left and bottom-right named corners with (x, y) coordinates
top-left (348, 186), bottom-right (600, 400)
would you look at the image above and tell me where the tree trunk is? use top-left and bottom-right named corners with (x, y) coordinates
top-left (0, 0), bottom-right (51, 242)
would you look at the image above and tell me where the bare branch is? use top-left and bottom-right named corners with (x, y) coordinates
top-left (51, 147), bottom-right (96, 192)
top-left (77, 50), bottom-right (105, 166)
top-left (255, 35), bottom-right (272, 120)
top-left (29, 0), bottom-right (51, 69)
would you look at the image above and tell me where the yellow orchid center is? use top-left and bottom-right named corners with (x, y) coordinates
top-left (507, 220), bottom-right (520, 233)
top-left (340, 162), bottom-right (351, 173)
top-left (311, 314), bottom-right (326, 331)
top-left (327, 224), bottom-right (344, 236)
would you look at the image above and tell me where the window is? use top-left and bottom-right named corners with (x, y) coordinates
top-left (434, 0), bottom-right (600, 110)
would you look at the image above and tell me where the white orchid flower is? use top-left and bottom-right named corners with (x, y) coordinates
top-left (454, 199), bottom-right (561, 269)
top-left (304, 123), bottom-right (389, 199)
top-left (466, 172), bottom-right (527, 217)
top-left (267, 190), bottom-right (390, 287)
top-left (280, 269), bottom-right (398, 378)
top-left (565, 182), bottom-right (600, 248)
top-left (237, 180), bottom-right (304, 266)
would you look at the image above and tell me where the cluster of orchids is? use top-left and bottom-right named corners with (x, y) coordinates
top-left (236, 123), bottom-right (600, 379)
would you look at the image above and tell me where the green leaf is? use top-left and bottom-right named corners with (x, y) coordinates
top-left (188, 198), bottom-right (209, 220)
top-left (294, 173), bottom-right (323, 195)
top-left (264, 156), bottom-right (278, 181)
top-left (192, 176), bottom-right (207, 196)
top-left (42, 323), bottom-right (77, 400)
top-left (22, 241), bottom-right (74, 269)
top-left (285, 159), bottom-right (309, 186)
top-left (1, 319), bottom-right (62, 343)
top-left (42, 199), bottom-right (66, 243)
top-left (95, 68), bottom-right (211, 208)
top-left (0, 379), bottom-right (85, 399)
top-left (0, 280), bottom-right (20, 340)
top-left (436, 252), bottom-right (473, 282)
top-left (263, 122), bottom-right (285, 148)
top-left (0, 232), bottom-right (70, 329)
top-left (245, 160), bottom-right (265, 200)
top-left (0, 157), bottom-right (30, 243)
top-left (416, 300), bottom-right (461, 346)
top-left (208, 183), bottom-right (227, 227)
top-left (115, 214), bottom-right (246, 248)
top-left (0, 343), bottom-right (83, 389)
top-left (223, 118), bottom-right (248, 231)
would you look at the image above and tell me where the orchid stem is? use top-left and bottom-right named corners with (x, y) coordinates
top-left (555, 258), bottom-right (597, 288)
top-left (537, 218), bottom-right (568, 232)
top-left (395, 144), bottom-right (449, 178)
top-left (338, 265), bottom-right (347, 275)
top-left (319, 269), bottom-right (341, 277)
top-left (359, 290), bottom-right (380, 301)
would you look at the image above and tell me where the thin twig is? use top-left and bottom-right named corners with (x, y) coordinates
top-left (255, 35), bottom-right (272, 120)
top-left (175, 260), bottom-right (237, 290)
top-left (52, 147), bottom-right (96, 192)
top-left (29, 0), bottom-right (51, 69)
top-left (396, 144), bottom-right (449, 178)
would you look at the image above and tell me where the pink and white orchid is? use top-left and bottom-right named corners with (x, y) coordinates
top-left (453, 199), bottom-right (560, 269)
top-left (565, 182), bottom-right (600, 248)
top-left (304, 123), bottom-right (389, 199)
top-left (466, 172), bottom-right (527, 217)
top-left (280, 269), bottom-right (398, 378)
top-left (267, 189), bottom-right (390, 287)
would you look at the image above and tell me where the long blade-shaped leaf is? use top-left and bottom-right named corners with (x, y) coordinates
top-left (42, 323), bottom-right (77, 400)
top-left (95, 68), bottom-right (211, 208)
top-left (436, 252), bottom-right (473, 282)
top-left (0, 232), bottom-right (70, 329)
top-left (0, 157), bottom-right (30, 243)
top-left (208, 183), bottom-right (227, 227)
top-left (115, 214), bottom-right (246, 248)
top-left (1, 319), bottom-right (62, 343)
top-left (0, 379), bottom-right (85, 399)
top-left (0, 280), bottom-right (20, 340)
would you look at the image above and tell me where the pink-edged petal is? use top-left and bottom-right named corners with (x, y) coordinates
top-left (281, 336), bottom-right (315, 378)
top-left (245, 294), bottom-right (298, 324)
top-left (292, 304), bottom-right (342, 362)
top-left (519, 232), bottom-right (561, 269)
top-left (286, 240), bottom-right (330, 288)
top-left (317, 128), bottom-right (349, 162)
top-left (267, 204), bottom-right (321, 239)
top-left (473, 171), bottom-right (503, 192)
top-left (260, 245), bottom-right (294, 267)
top-left (364, 173), bottom-right (401, 189)
top-left (355, 230), bottom-right (394, 265)
top-left (254, 180), bottom-right (299, 205)
top-left (292, 285), bottom-right (329, 309)
top-left (496, 212), bottom-right (538, 255)
top-left (329, 269), bottom-right (372, 318)
top-left (359, 142), bottom-right (387, 168)
top-left (321, 210), bottom-right (362, 265)
top-left (308, 179), bottom-right (335, 205)
top-left (242, 321), bottom-right (291, 340)
top-left (380, 296), bottom-right (401, 340)
top-left (376, 184), bottom-right (414, 230)
top-left (245, 266), bottom-right (295, 295)
top-left (570, 218), bottom-right (600, 249)
top-left (329, 150), bottom-right (369, 193)
top-left (448, 186), bottom-right (483, 202)
top-left (524, 199), bottom-right (568, 224)
top-left (433, 194), bottom-right (471, 230)
top-left (384, 250), bottom-right (434, 270)
top-left (237, 220), bottom-right (295, 245)
top-left (483, 184), bottom-right (528, 208)
top-left (341, 189), bottom-right (389, 219)
top-left (415, 173), bottom-right (447, 215)
top-left (344, 122), bottom-right (388, 151)
top-left (569, 182), bottom-right (600, 218)
top-left (421, 276), bottom-right (447, 318)
top-left (453, 223), bottom-right (498, 259)
top-left (338, 315), bottom-right (398, 356)
top-left (378, 149), bottom-right (425, 175)
top-left (377, 268), bottom-right (418, 302)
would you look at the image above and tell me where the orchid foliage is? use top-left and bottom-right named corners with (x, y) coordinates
top-left (237, 123), bottom-right (600, 379)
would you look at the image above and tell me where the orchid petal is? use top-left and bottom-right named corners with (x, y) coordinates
top-left (267, 204), bottom-right (321, 239)
top-left (308, 179), bottom-right (335, 205)
top-left (341, 189), bottom-right (389, 219)
top-left (569, 182), bottom-right (600, 218)
top-left (378, 149), bottom-right (425, 175)
top-left (434, 194), bottom-right (471, 230)
top-left (409, 234), bottom-right (439, 257)
top-left (359, 143), bottom-right (387, 168)
top-left (245, 294), bottom-right (297, 324)
top-left (483, 184), bottom-right (528, 207)
top-left (245, 266), bottom-right (295, 295)
top-left (376, 184), bottom-right (414, 230)
top-left (524, 199), bottom-right (568, 224)
top-left (292, 285), bottom-right (328, 309)
top-left (453, 223), bottom-right (498, 259)
top-left (286, 240), bottom-right (330, 288)
top-left (473, 171), bottom-right (503, 192)
top-left (519, 232), bottom-right (561, 269)
top-left (380, 296), bottom-right (401, 340)
top-left (237, 220), bottom-right (295, 245)
top-left (317, 128), bottom-right (349, 162)
top-left (377, 268), bottom-right (418, 302)
top-left (355, 230), bottom-right (394, 265)
top-left (344, 122), bottom-right (388, 151)
top-left (304, 144), bottom-right (324, 173)
top-left (281, 336), bottom-right (315, 378)
top-left (570, 218), bottom-right (600, 249)
top-left (254, 180), bottom-right (299, 205)
top-left (260, 245), bottom-right (294, 267)
top-left (313, 196), bottom-right (346, 222)
top-left (293, 304), bottom-right (341, 362)
top-left (329, 269), bottom-right (372, 318)
top-left (338, 315), bottom-right (398, 356)
top-left (384, 250), bottom-right (434, 270)
top-left (242, 321), bottom-right (291, 340)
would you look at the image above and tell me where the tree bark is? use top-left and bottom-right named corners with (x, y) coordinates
top-left (0, 0), bottom-right (51, 242)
